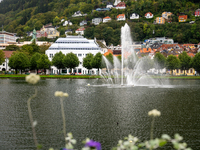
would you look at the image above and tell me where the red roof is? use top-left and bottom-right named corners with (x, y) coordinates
top-left (117, 14), bottom-right (125, 18)
top-left (179, 15), bottom-right (187, 20)
top-left (103, 16), bottom-right (111, 19)
top-left (145, 12), bottom-right (153, 16)
top-left (76, 27), bottom-right (85, 31)
top-left (3, 51), bottom-right (14, 58)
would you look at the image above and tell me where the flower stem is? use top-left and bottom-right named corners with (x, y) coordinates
top-left (60, 97), bottom-right (66, 143)
top-left (27, 87), bottom-right (39, 149)
top-left (150, 116), bottom-right (155, 140)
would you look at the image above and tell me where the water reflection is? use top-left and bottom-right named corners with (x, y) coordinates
top-left (0, 79), bottom-right (199, 149)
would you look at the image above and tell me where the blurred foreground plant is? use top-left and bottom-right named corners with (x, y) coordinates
top-left (26, 73), bottom-right (41, 149)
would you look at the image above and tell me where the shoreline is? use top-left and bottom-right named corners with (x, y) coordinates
top-left (0, 74), bottom-right (200, 80)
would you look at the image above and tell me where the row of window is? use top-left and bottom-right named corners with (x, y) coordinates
top-left (49, 48), bottom-right (100, 50)
top-left (176, 69), bottom-right (193, 73)
top-left (49, 53), bottom-right (92, 58)
top-left (55, 42), bottom-right (89, 44)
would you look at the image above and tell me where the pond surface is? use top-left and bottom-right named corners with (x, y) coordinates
top-left (0, 78), bottom-right (199, 150)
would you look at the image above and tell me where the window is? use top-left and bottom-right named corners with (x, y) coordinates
top-left (78, 69), bottom-right (82, 73)
top-left (176, 69), bottom-right (179, 73)
top-left (80, 62), bottom-right (82, 65)
top-left (49, 54), bottom-right (53, 58)
top-left (190, 69), bottom-right (193, 73)
top-left (3, 64), bottom-right (5, 66)
top-left (78, 54), bottom-right (82, 57)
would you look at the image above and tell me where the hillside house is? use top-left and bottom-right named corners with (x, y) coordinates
top-left (155, 17), bottom-right (165, 24)
top-left (65, 29), bottom-right (73, 36)
top-left (195, 9), bottom-right (200, 17)
top-left (145, 12), bottom-right (153, 19)
top-left (115, 2), bottom-right (126, 9)
top-left (75, 27), bottom-right (85, 35)
top-left (117, 14), bottom-right (125, 21)
top-left (178, 15), bottom-right (187, 22)
top-left (114, 0), bottom-right (121, 6)
top-left (80, 20), bottom-right (87, 26)
top-left (92, 18), bottom-right (102, 25)
top-left (40, 24), bottom-right (60, 38)
top-left (162, 12), bottom-right (172, 19)
top-left (106, 2), bottom-right (113, 8)
top-left (130, 13), bottom-right (139, 19)
top-left (63, 20), bottom-right (72, 26)
top-left (103, 16), bottom-right (111, 23)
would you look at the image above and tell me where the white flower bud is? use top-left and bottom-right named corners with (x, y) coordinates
top-left (25, 73), bottom-right (40, 84)
top-left (63, 93), bottom-right (69, 97)
top-left (54, 91), bottom-right (64, 97)
top-left (148, 109), bottom-right (161, 117)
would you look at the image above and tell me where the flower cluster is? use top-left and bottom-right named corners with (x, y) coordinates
top-left (148, 109), bottom-right (161, 117)
top-left (25, 73), bottom-right (40, 84)
top-left (54, 91), bottom-right (69, 97)
top-left (83, 138), bottom-right (101, 150)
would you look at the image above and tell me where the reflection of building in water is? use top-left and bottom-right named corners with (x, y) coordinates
top-left (46, 36), bottom-right (103, 75)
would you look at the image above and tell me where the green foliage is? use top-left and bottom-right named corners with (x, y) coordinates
top-left (63, 52), bottom-right (79, 73)
top-left (83, 53), bottom-right (93, 71)
top-left (154, 52), bottom-right (166, 69)
top-left (37, 54), bottom-right (51, 74)
top-left (178, 51), bottom-right (192, 74)
top-left (0, 50), bottom-right (5, 65)
top-left (192, 52), bottom-right (200, 74)
top-left (91, 52), bottom-right (102, 75)
top-left (8, 52), bottom-right (30, 74)
top-left (30, 52), bottom-right (41, 70)
top-left (5, 45), bottom-right (20, 51)
top-left (52, 51), bottom-right (65, 70)
top-left (166, 55), bottom-right (180, 75)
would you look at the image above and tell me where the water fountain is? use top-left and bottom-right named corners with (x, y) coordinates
top-left (100, 23), bottom-right (168, 87)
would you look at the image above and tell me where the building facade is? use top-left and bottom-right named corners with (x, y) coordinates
top-left (0, 31), bottom-right (18, 44)
top-left (45, 36), bottom-right (103, 75)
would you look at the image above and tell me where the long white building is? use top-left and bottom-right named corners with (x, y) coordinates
top-left (45, 36), bottom-right (103, 75)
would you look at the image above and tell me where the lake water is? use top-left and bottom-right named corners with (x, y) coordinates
top-left (0, 78), bottom-right (199, 150)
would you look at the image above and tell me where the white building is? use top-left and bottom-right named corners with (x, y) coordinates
top-left (63, 20), bottom-right (73, 26)
top-left (103, 16), bottom-right (111, 23)
top-left (0, 31), bottom-right (18, 44)
top-left (75, 27), bottom-right (85, 35)
top-left (45, 36), bottom-right (103, 75)
top-left (0, 51), bottom-right (14, 71)
top-left (92, 18), bottom-right (102, 25)
top-left (117, 14), bottom-right (125, 21)
top-left (130, 13), bottom-right (139, 19)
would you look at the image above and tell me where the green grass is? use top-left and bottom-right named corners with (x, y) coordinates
top-left (0, 74), bottom-right (200, 79)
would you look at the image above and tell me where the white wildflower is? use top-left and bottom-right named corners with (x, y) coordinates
top-left (33, 120), bottom-right (37, 127)
top-left (54, 91), bottom-right (64, 97)
top-left (25, 73), bottom-right (40, 84)
top-left (63, 93), bottom-right (69, 97)
top-left (54, 91), bottom-right (69, 97)
top-left (148, 109), bottom-right (161, 117)
top-left (87, 84), bottom-right (90, 86)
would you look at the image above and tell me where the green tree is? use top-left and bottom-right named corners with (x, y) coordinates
top-left (53, 16), bottom-right (60, 26)
top-left (91, 52), bottom-right (102, 75)
top-left (8, 52), bottom-right (30, 74)
top-left (192, 52), bottom-right (200, 74)
top-left (52, 51), bottom-right (65, 74)
top-left (5, 45), bottom-right (20, 51)
top-left (0, 50), bottom-right (5, 65)
top-left (139, 56), bottom-right (154, 73)
top-left (63, 52), bottom-right (79, 74)
top-left (154, 52), bottom-right (166, 70)
top-left (166, 55), bottom-right (180, 75)
top-left (105, 53), bottom-right (114, 72)
top-left (83, 53), bottom-right (93, 74)
top-left (30, 52), bottom-right (41, 74)
top-left (178, 51), bottom-right (192, 75)
top-left (37, 54), bottom-right (51, 75)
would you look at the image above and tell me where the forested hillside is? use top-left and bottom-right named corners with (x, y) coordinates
top-left (0, 0), bottom-right (200, 45)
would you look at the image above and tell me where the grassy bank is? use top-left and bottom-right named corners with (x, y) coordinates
top-left (0, 74), bottom-right (200, 79)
